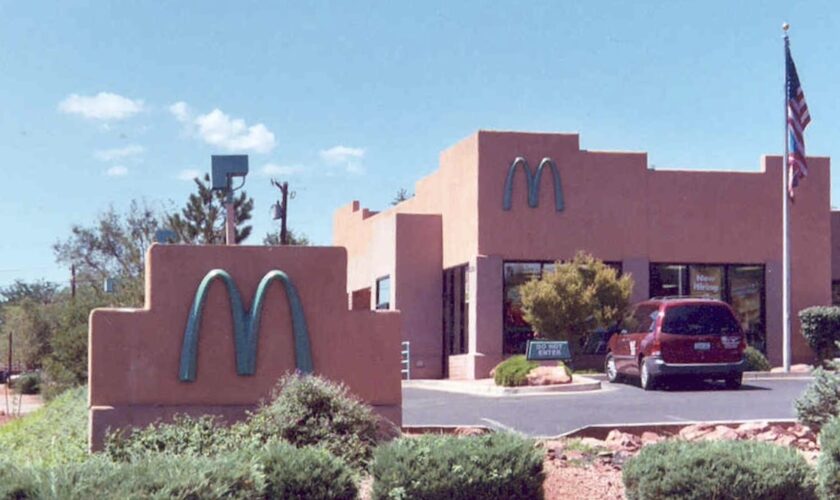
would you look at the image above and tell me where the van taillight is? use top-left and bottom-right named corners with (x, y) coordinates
top-left (651, 338), bottom-right (662, 357)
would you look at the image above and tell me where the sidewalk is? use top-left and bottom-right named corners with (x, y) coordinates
top-left (403, 376), bottom-right (602, 397)
top-left (0, 385), bottom-right (44, 416)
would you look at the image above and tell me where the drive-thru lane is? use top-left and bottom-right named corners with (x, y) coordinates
top-left (402, 378), bottom-right (811, 436)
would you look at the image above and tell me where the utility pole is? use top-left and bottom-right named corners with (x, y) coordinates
top-left (271, 179), bottom-right (290, 245)
top-left (71, 264), bottom-right (77, 299)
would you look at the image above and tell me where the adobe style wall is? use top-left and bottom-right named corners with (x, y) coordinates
top-left (88, 244), bottom-right (401, 450)
top-left (475, 131), bottom-right (830, 366)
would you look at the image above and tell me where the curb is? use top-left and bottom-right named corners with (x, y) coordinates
top-left (584, 371), bottom-right (813, 382)
top-left (555, 418), bottom-right (800, 440)
top-left (403, 376), bottom-right (602, 396)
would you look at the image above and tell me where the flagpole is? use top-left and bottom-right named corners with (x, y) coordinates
top-left (782, 22), bottom-right (791, 373)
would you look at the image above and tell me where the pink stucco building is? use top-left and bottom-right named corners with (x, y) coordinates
top-left (334, 130), bottom-right (833, 380)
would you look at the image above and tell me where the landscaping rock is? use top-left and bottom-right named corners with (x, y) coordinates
top-left (700, 425), bottom-right (739, 441)
top-left (640, 431), bottom-right (664, 446)
top-left (605, 430), bottom-right (641, 451)
top-left (678, 423), bottom-right (715, 441)
top-left (735, 421), bottom-right (769, 437)
top-left (453, 426), bottom-right (489, 436)
top-left (526, 366), bottom-right (572, 386)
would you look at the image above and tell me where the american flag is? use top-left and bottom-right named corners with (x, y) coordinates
top-left (786, 44), bottom-right (811, 198)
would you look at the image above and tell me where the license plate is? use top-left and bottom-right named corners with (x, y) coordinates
top-left (694, 342), bottom-right (711, 351)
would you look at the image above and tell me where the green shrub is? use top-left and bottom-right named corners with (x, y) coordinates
top-left (256, 441), bottom-right (357, 500)
top-left (744, 346), bottom-right (772, 372)
top-left (105, 414), bottom-right (251, 461)
top-left (243, 373), bottom-right (382, 469)
top-left (799, 306), bottom-right (840, 364)
top-left (818, 416), bottom-right (840, 499)
top-left (795, 355), bottom-right (840, 432)
top-left (372, 432), bottom-right (544, 500)
top-left (623, 440), bottom-right (816, 500)
top-left (0, 459), bottom-right (39, 499)
top-left (0, 386), bottom-right (87, 467)
top-left (494, 355), bottom-right (538, 387)
top-left (47, 453), bottom-right (262, 500)
top-left (13, 371), bottom-right (41, 394)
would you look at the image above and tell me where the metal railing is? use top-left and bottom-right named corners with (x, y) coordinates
top-left (401, 341), bottom-right (411, 380)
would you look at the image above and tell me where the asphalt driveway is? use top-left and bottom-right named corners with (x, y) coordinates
top-left (402, 378), bottom-right (812, 436)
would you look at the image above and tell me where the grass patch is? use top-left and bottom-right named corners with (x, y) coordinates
top-left (0, 386), bottom-right (88, 467)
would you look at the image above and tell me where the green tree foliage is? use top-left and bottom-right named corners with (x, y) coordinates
top-left (167, 173), bottom-right (254, 244)
top-left (262, 229), bottom-right (311, 246)
top-left (53, 200), bottom-right (162, 308)
top-left (519, 252), bottom-right (633, 350)
top-left (0, 280), bottom-right (59, 305)
top-left (0, 300), bottom-right (53, 369)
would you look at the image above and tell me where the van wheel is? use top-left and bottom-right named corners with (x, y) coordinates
top-left (605, 353), bottom-right (619, 383)
top-left (724, 374), bottom-right (742, 390)
top-left (640, 359), bottom-right (657, 391)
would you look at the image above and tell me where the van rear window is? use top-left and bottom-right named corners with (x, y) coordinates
top-left (661, 305), bottom-right (741, 336)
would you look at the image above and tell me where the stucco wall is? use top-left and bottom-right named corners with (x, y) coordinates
top-left (89, 244), bottom-right (401, 450)
top-left (475, 130), bottom-right (830, 365)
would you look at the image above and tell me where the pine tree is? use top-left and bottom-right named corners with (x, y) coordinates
top-left (168, 174), bottom-right (254, 244)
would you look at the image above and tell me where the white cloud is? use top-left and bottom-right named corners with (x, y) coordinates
top-left (260, 163), bottom-right (304, 176)
top-left (169, 101), bottom-right (276, 154)
top-left (177, 169), bottom-right (202, 181)
top-left (319, 145), bottom-right (365, 174)
top-left (94, 144), bottom-right (144, 162)
top-left (169, 101), bottom-right (191, 123)
top-left (319, 146), bottom-right (365, 164)
top-left (59, 92), bottom-right (144, 120)
top-left (105, 165), bottom-right (129, 177)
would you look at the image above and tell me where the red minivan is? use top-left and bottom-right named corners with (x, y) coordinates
top-left (605, 298), bottom-right (746, 390)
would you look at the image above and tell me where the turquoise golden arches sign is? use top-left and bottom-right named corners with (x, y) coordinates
top-left (178, 269), bottom-right (314, 382)
top-left (502, 157), bottom-right (565, 212)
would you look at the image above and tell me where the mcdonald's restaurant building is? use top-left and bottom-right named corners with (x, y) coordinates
top-left (334, 130), bottom-right (836, 380)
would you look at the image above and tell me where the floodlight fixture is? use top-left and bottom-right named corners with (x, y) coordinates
top-left (211, 155), bottom-right (249, 195)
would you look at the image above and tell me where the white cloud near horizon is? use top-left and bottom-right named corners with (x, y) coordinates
top-left (319, 146), bottom-right (365, 174)
top-left (260, 163), bottom-right (304, 176)
top-left (105, 165), bottom-right (129, 177)
top-left (94, 144), bottom-right (144, 162)
top-left (177, 168), bottom-right (202, 181)
top-left (59, 92), bottom-right (144, 120)
top-left (169, 101), bottom-right (276, 154)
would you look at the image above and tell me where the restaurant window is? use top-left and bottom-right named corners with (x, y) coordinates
top-left (649, 263), bottom-right (766, 353)
top-left (442, 265), bottom-right (469, 357)
top-left (502, 260), bottom-right (622, 354)
top-left (375, 276), bottom-right (390, 310)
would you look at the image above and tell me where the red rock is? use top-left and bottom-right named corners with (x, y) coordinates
top-left (700, 426), bottom-right (739, 441)
top-left (736, 421), bottom-right (769, 437)
top-left (756, 430), bottom-right (779, 442)
top-left (790, 424), bottom-right (816, 441)
top-left (679, 424), bottom-right (715, 441)
top-left (526, 366), bottom-right (572, 386)
top-left (776, 435), bottom-right (797, 447)
top-left (605, 430), bottom-right (641, 451)
top-left (579, 437), bottom-right (606, 448)
top-left (640, 432), bottom-right (664, 445)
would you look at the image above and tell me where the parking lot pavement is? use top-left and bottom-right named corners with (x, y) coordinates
top-left (402, 378), bottom-right (812, 436)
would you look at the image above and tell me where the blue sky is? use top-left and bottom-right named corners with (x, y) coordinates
top-left (1, 1), bottom-right (838, 287)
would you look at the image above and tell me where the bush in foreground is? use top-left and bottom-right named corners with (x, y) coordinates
top-left (817, 416), bottom-right (840, 499)
top-left (494, 355), bottom-right (538, 387)
top-left (372, 432), bottom-right (544, 500)
top-left (3, 442), bottom-right (357, 499)
top-left (244, 373), bottom-right (382, 469)
top-left (623, 440), bottom-right (816, 500)
top-left (106, 373), bottom-right (384, 470)
top-left (744, 346), bottom-right (771, 372)
top-left (795, 355), bottom-right (840, 432)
